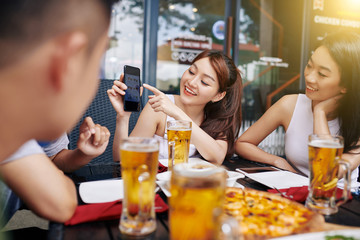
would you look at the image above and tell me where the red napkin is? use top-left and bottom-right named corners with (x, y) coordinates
top-left (268, 186), bottom-right (352, 203)
top-left (65, 194), bottom-right (168, 226)
top-left (158, 162), bottom-right (168, 173)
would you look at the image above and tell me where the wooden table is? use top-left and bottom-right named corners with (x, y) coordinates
top-left (47, 156), bottom-right (360, 240)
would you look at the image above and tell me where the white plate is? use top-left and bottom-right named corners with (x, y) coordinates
top-left (156, 180), bottom-right (171, 197)
top-left (270, 229), bottom-right (360, 239)
top-left (79, 179), bottom-right (123, 204)
top-left (155, 169), bottom-right (245, 197)
top-left (239, 170), bottom-right (309, 189)
top-left (156, 179), bottom-right (244, 198)
top-left (156, 170), bottom-right (244, 184)
top-left (156, 171), bottom-right (171, 182)
top-left (158, 159), bottom-right (169, 167)
top-left (226, 170), bottom-right (245, 187)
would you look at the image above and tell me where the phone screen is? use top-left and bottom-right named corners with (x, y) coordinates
top-left (123, 65), bottom-right (140, 112)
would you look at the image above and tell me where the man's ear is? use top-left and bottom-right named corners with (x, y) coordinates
top-left (50, 32), bottom-right (88, 92)
top-left (212, 91), bottom-right (226, 103)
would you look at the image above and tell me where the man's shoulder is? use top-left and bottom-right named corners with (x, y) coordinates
top-left (1, 140), bottom-right (44, 164)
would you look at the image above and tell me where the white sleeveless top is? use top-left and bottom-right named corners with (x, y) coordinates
top-left (285, 94), bottom-right (359, 190)
top-left (153, 95), bottom-right (197, 159)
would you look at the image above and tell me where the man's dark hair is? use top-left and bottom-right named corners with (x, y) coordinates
top-left (0, 0), bottom-right (117, 68)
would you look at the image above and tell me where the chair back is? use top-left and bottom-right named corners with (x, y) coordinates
top-left (68, 79), bottom-right (126, 165)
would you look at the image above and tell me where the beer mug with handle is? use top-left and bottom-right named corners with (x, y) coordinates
top-left (119, 137), bottom-right (159, 236)
top-left (305, 134), bottom-right (351, 215)
top-left (169, 163), bottom-right (241, 240)
top-left (167, 120), bottom-right (192, 171)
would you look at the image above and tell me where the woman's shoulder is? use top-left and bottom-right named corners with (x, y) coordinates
top-left (271, 94), bottom-right (300, 128)
top-left (275, 94), bottom-right (299, 111)
top-left (268, 94), bottom-right (298, 130)
top-left (279, 94), bottom-right (299, 102)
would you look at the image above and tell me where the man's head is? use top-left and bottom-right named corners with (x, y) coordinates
top-left (0, 0), bottom-right (116, 156)
top-left (0, 0), bottom-right (115, 68)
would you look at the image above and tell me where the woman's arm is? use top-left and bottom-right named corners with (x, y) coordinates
top-left (107, 77), bottom-right (161, 162)
top-left (343, 146), bottom-right (360, 172)
top-left (313, 94), bottom-right (342, 134)
top-left (142, 84), bottom-right (228, 164)
top-left (183, 122), bottom-right (228, 165)
top-left (112, 114), bottom-right (130, 162)
top-left (107, 76), bottom-right (132, 162)
top-left (129, 102), bottom-right (164, 138)
top-left (235, 95), bottom-right (298, 172)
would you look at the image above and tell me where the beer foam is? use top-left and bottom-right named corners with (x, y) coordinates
top-left (122, 143), bottom-right (159, 152)
top-left (167, 127), bottom-right (191, 131)
top-left (173, 162), bottom-right (225, 178)
top-left (309, 139), bottom-right (343, 149)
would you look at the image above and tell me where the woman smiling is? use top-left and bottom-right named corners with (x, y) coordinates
top-left (108, 50), bottom-right (242, 164)
top-left (235, 31), bottom-right (360, 191)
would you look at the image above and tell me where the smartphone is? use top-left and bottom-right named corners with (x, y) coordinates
top-left (123, 65), bottom-right (141, 112)
top-left (236, 167), bottom-right (280, 174)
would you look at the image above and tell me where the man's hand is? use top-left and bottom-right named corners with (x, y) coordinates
top-left (77, 116), bottom-right (110, 157)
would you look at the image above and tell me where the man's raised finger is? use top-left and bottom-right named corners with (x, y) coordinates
top-left (84, 117), bottom-right (96, 134)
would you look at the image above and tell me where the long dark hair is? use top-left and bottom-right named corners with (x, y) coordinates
top-left (192, 50), bottom-right (243, 159)
top-left (321, 31), bottom-right (360, 152)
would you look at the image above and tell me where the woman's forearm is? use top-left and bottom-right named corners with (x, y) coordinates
top-left (313, 108), bottom-right (331, 135)
top-left (113, 115), bottom-right (130, 162)
top-left (172, 112), bottom-right (227, 164)
top-left (190, 125), bottom-right (227, 165)
top-left (235, 141), bottom-right (296, 172)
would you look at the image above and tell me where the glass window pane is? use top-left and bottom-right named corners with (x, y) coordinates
top-left (101, 0), bottom-right (144, 80)
top-left (238, 0), bottom-right (304, 121)
top-left (156, 0), bottom-right (226, 93)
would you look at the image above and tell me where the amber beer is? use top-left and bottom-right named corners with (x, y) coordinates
top-left (167, 120), bottom-right (192, 171)
top-left (169, 163), bottom-right (226, 240)
top-left (306, 134), bottom-right (351, 215)
top-left (119, 137), bottom-right (159, 236)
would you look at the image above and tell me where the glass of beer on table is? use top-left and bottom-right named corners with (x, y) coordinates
top-left (169, 163), bottom-right (239, 240)
top-left (305, 134), bottom-right (351, 215)
top-left (167, 120), bottom-right (192, 171)
top-left (119, 137), bottom-right (159, 236)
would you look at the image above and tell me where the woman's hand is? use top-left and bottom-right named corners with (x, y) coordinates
top-left (273, 157), bottom-right (297, 173)
top-left (313, 94), bottom-right (343, 119)
top-left (313, 94), bottom-right (343, 135)
top-left (143, 84), bottom-right (184, 119)
top-left (107, 74), bottom-right (131, 118)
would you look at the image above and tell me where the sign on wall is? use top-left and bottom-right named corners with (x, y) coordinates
top-left (170, 35), bottom-right (212, 64)
top-left (309, 0), bottom-right (360, 51)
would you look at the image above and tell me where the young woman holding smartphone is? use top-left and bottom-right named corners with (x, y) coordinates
top-left (107, 50), bottom-right (242, 165)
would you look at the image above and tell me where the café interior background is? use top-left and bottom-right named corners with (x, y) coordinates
top-left (101, 0), bottom-right (360, 123)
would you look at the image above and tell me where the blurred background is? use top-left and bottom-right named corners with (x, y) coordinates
top-left (99, 0), bottom-right (360, 155)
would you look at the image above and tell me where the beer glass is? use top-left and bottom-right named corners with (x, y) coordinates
top-left (119, 137), bottom-right (159, 235)
top-left (169, 163), bottom-right (239, 240)
top-left (305, 134), bottom-right (351, 215)
top-left (167, 120), bottom-right (192, 171)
